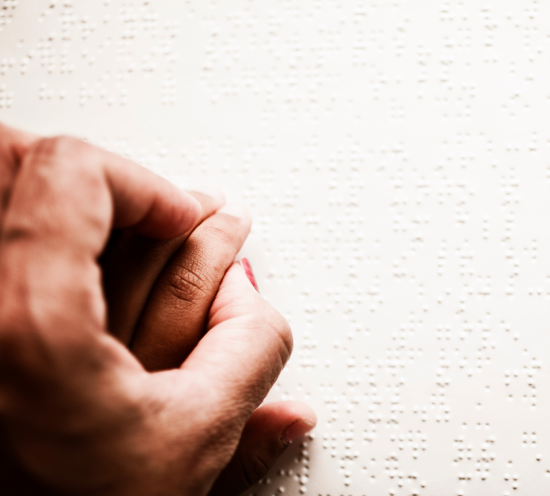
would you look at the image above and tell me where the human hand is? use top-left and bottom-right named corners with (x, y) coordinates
top-left (0, 123), bottom-right (316, 495)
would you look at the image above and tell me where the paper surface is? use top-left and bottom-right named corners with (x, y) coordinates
top-left (1, 1), bottom-right (550, 494)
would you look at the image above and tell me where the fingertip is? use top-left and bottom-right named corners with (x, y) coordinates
top-left (273, 401), bottom-right (317, 444)
top-left (217, 260), bottom-right (262, 302)
top-left (207, 400), bottom-right (317, 495)
top-left (128, 185), bottom-right (202, 239)
top-left (281, 401), bottom-right (317, 445)
top-left (283, 400), bottom-right (318, 426)
top-left (176, 190), bottom-right (202, 234)
top-left (281, 419), bottom-right (315, 445)
top-left (224, 260), bottom-right (258, 290)
top-left (188, 184), bottom-right (226, 206)
top-left (217, 204), bottom-right (253, 232)
top-left (250, 400), bottom-right (317, 444)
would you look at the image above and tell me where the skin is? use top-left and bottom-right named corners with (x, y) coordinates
top-left (0, 123), bottom-right (316, 496)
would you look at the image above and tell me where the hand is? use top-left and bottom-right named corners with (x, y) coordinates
top-left (0, 123), bottom-right (316, 495)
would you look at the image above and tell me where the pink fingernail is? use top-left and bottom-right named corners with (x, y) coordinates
top-left (241, 257), bottom-right (259, 292)
top-left (281, 419), bottom-right (315, 445)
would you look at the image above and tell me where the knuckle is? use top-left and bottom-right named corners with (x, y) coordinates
top-left (28, 136), bottom-right (108, 234)
top-left (266, 308), bottom-right (293, 364)
top-left (235, 306), bottom-right (293, 375)
top-left (199, 223), bottom-right (234, 247)
top-left (164, 261), bottom-right (212, 304)
top-left (32, 136), bottom-right (100, 179)
top-left (160, 222), bottom-right (239, 307)
top-left (34, 135), bottom-right (83, 159)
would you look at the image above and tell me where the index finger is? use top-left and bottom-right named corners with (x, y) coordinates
top-left (1, 130), bottom-right (201, 244)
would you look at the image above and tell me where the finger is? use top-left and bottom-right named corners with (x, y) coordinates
top-left (130, 204), bottom-right (252, 371)
top-left (181, 262), bottom-right (293, 425)
top-left (102, 148), bottom-right (201, 239)
top-left (0, 135), bottom-right (200, 379)
top-left (2, 135), bottom-right (201, 250)
top-left (208, 401), bottom-right (316, 496)
top-left (101, 186), bottom-right (226, 345)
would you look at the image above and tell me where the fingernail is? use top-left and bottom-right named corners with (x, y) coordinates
top-left (241, 257), bottom-right (259, 292)
top-left (281, 419), bottom-right (315, 445)
top-left (189, 184), bottom-right (225, 204)
top-left (218, 204), bottom-right (249, 220)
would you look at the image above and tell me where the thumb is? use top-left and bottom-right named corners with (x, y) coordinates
top-left (208, 401), bottom-right (317, 496)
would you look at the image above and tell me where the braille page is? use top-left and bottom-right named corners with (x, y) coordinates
top-left (1, 1), bottom-right (550, 495)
